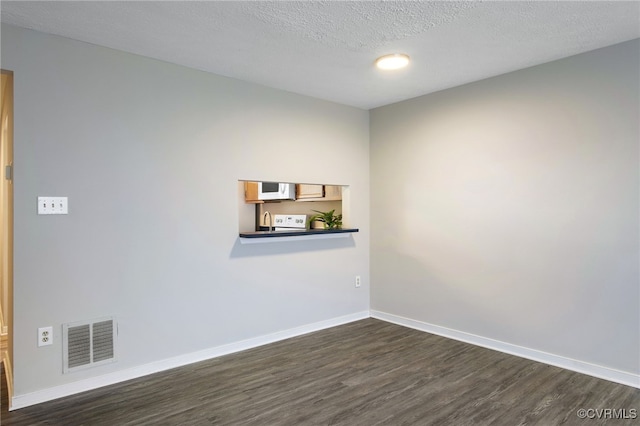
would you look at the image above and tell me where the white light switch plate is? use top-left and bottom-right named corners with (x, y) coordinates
top-left (38, 197), bottom-right (68, 215)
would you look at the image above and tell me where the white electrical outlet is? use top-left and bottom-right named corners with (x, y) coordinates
top-left (38, 326), bottom-right (53, 347)
top-left (355, 276), bottom-right (361, 288)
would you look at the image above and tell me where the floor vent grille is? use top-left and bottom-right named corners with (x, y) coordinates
top-left (63, 317), bottom-right (117, 373)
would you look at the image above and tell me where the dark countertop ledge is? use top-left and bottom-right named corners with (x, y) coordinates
top-left (239, 228), bottom-right (359, 238)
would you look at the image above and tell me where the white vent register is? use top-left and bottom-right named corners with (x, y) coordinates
top-left (63, 317), bottom-right (117, 373)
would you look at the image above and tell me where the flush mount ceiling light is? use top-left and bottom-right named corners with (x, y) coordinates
top-left (375, 53), bottom-right (410, 70)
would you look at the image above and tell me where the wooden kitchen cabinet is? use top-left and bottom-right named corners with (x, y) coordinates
top-left (296, 184), bottom-right (324, 199)
top-left (244, 181), bottom-right (263, 203)
top-left (295, 184), bottom-right (342, 202)
top-left (323, 185), bottom-right (342, 200)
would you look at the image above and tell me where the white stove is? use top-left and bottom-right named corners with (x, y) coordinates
top-left (273, 214), bottom-right (307, 231)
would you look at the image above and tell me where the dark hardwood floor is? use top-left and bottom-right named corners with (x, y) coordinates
top-left (1, 319), bottom-right (639, 425)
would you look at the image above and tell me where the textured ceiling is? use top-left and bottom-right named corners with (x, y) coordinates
top-left (1, 1), bottom-right (639, 109)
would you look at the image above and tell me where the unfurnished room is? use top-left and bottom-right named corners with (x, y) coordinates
top-left (0, 1), bottom-right (639, 425)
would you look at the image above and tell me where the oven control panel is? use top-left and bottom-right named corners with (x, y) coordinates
top-left (274, 214), bottom-right (307, 229)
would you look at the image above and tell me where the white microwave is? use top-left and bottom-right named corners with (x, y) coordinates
top-left (258, 182), bottom-right (296, 201)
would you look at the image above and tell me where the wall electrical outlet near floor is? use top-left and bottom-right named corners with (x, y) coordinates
top-left (355, 276), bottom-right (361, 288)
top-left (38, 326), bottom-right (53, 347)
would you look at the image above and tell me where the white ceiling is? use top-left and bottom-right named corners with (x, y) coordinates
top-left (1, 1), bottom-right (639, 109)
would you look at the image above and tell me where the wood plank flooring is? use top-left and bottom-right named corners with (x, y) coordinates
top-left (1, 319), bottom-right (639, 425)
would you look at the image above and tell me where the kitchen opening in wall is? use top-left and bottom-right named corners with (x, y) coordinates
top-left (238, 180), bottom-right (355, 236)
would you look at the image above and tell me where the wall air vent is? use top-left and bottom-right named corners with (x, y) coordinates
top-left (63, 317), bottom-right (117, 373)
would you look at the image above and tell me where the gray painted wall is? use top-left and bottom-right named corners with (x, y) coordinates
top-left (2, 25), bottom-right (370, 395)
top-left (371, 40), bottom-right (639, 374)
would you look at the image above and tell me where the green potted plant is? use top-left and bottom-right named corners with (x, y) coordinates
top-left (308, 209), bottom-right (342, 230)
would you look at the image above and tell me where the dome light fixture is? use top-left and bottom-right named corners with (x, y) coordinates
top-left (375, 53), bottom-right (410, 70)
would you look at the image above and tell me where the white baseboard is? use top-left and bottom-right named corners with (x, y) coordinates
top-left (11, 310), bottom-right (370, 410)
top-left (371, 310), bottom-right (640, 389)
